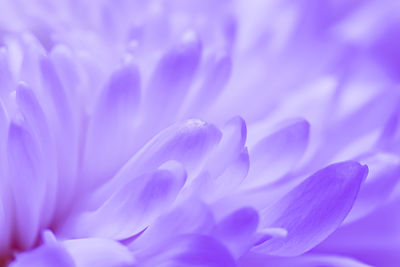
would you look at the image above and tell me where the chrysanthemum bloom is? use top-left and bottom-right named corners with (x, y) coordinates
top-left (1, 0), bottom-right (400, 266)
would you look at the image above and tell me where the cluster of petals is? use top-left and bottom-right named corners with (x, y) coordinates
top-left (1, 0), bottom-right (400, 266)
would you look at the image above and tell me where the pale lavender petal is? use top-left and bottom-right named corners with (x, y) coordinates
top-left (256, 161), bottom-right (368, 256)
top-left (314, 197), bottom-right (400, 267)
top-left (49, 45), bottom-right (80, 97)
top-left (63, 238), bottom-right (135, 267)
top-left (15, 83), bottom-right (57, 227)
top-left (345, 153), bottom-right (400, 223)
top-left (39, 55), bottom-right (80, 217)
top-left (0, 48), bottom-right (13, 98)
top-left (83, 62), bottom-right (141, 188)
top-left (246, 119), bottom-right (310, 187)
top-left (189, 117), bottom-right (248, 201)
top-left (212, 207), bottom-right (259, 258)
top-left (189, 51), bottom-right (232, 115)
top-left (131, 198), bottom-right (214, 250)
top-left (65, 161), bottom-right (186, 240)
top-left (371, 24), bottom-right (400, 80)
top-left (10, 232), bottom-right (74, 267)
top-left (142, 31), bottom-right (202, 127)
top-left (0, 102), bottom-right (10, 256)
top-left (92, 119), bottom-right (221, 206)
top-left (7, 122), bottom-right (46, 249)
top-left (239, 252), bottom-right (372, 267)
top-left (137, 234), bottom-right (236, 267)
top-left (0, 199), bottom-right (10, 259)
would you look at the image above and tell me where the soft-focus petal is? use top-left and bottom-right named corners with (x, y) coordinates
top-left (212, 207), bottom-right (259, 258)
top-left (131, 198), bottom-right (214, 250)
top-left (92, 119), bottom-right (221, 206)
top-left (246, 119), bottom-right (310, 187)
top-left (10, 232), bottom-right (74, 267)
top-left (7, 122), bottom-right (46, 249)
top-left (65, 161), bottom-right (186, 240)
top-left (137, 234), bottom-right (236, 267)
top-left (188, 51), bottom-right (232, 116)
top-left (189, 117), bottom-right (248, 201)
top-left (345, 153), bottom-right (400, 223)
top-left (16, 83), bottom-right (57, 227)
top-left (0, 102), bottom-right (10, 256)
top-left (314, 197), bottom-right (400, 267)
top-left (63, 238), bottom-right (135, 267)
top-left (83, 62), bottom-right (141, 188)
top-left (39, 55), bottom-right (80, 217)
top-left (239, 252), bottom-right (372, 267)
top-left (142, 31), bottom-right (202, 127)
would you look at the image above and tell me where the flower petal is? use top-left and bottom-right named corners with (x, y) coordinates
top-left (10, 232), bottom-right (74, 267)
top-left (39, 55), bottom-right (79, 217)
top-left (204, 116), bottom-right (247, 178)
top-left (246, 119), bottom-right (310, 187)
top-left (92, 119), bottom-right (221, 205)
top-left (131, 198), bottom-right (214, 250)
top-left (137, 234), bottom-right (236, 267)
top-left (0, 102), bottom-right (10, 255)
top-left (0, 200), bottom-right (10, 258)
top-left (63, 238), bottom-right (135, 267)
top-left (83, 62), bottom-right (141, 188)
top-left (65, 161), bottom-right (186, 240)
top-left (256, 161), bottom-right (368, 256)
top-left (142, 31), bottom-right (202, 127)
top-left (345, 153), bottom-right (400, 223)
top-left (0, 48), bottom-right (13, 97)
top-left (189, 52), bottom-right (232, 115)
top-left (7, 122), bottom-right (47, 249)
top-left (189, 117), bottom-right (248, 201)
top-left (16, 83), bottom-right (58, 227)
top-left (213, 207), bottom-right (259, 258)
top-left (314, 197), bottom-right (400, 266)
top-left (239, 252), bottom-right (372, 267)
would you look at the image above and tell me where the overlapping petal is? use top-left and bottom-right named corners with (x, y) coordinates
top-left (256, 161), bottom-right (368, 256)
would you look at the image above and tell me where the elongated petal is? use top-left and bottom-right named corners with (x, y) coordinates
top-left (345, 153), bottom-right (400, 223)
top-left (63, 238), bottom-right (135, 267)
top-left (311, 92), bottom-right (398, 166)
top-left (191, 148), bottom-right (249, 203)
top-left (314, 197), bottom-right (400, 266)
top-left (10, 232), bottom-right (74, 267)
top-left (143, 31), bottom-right (202, 126)
top-left (213, 207), bottom-right (259, 258)
top-left (239, 252), bottom-right (372, 267)
top-left (189, 52), bottom-right (232, 115)
top-left (205, 116), bottom-right (247, 178)
top-left (39, 56), bottom-right (79, 217)
top-left (7, 122), bottom-right (46, 249)
top-left (137, 234), bottom-right (236, 267)
top-left (257, 161), bottom-right (368, 256)
top-left (92, 119), bottom-right (221, 206)
top-left (83, 62), bottom-right (141, 188)
top-left (66, 161), bottom-right (186, 240)
top-left (131, 198), bottom-right (214, 250)
top-left (0, 200), bottom-right (10, 258)
top-left (189, 117), bottom-right (248, 201)
top-left (16, 84), bottom-right (57, 227)
top-left (0, 102), bottom-right (10, 255)
top-left (246, 119), bottom-right (310, 186)
top-left (0, 48), bottom-right (13, 97)
top-left (50, 45), bottom-right (80, 96)
top-left (371, 24), bottom-right (400, 80)
top-left (39, 56), bottom-right (73, 125)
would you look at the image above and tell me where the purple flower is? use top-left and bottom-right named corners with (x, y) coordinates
top-left (1, 0), bottom-right (400, 266)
